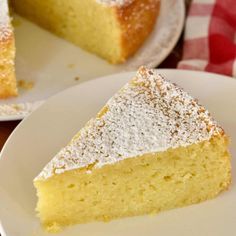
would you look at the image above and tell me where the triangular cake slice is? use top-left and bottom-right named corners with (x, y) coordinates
top-left (0, 0), bottom-right (17, 98)
top-left (34, 66), bottom-right (231, 232)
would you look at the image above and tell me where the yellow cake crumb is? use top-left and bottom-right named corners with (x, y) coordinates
top-left (17, 79), bottom-right (34, 90)
top-left (68, 63), bottom-right (75, 69)
top-left (12, 17), bottom-right (22, 27)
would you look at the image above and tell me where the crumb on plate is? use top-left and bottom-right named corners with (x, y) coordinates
top-left (17, 80), bottom-right (34, 90)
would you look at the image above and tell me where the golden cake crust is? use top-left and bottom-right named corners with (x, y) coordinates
top-left (115, 0), bottom-right (160, 62)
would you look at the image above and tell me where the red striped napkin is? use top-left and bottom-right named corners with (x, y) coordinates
top-left (178, 0), bottom-right (236, 77)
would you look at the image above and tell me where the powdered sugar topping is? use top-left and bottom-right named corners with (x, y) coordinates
top-left (0, 0), bottom-right (12, 41)
top-left (35, 67), bottom-right (223, 180)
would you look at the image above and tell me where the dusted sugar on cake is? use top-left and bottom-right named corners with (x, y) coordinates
top-left (34, 66), bottom-right (231, 232)
top-left (0, 0), bottom-right (17, 98)
top-left (11, 0), bottom-right (160, 63)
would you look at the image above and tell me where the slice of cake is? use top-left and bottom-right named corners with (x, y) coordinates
top-left (0, 0), bottom-right (17, 98)
top-left (34, 66), bottom-right (231, 232)
top-left (11, 0), bottom-right (160, 63)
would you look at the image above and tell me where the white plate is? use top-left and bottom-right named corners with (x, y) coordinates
top-left (0, 0), bottom-right (185, 121)
top-left (0, 69), bottom-right (235, 236)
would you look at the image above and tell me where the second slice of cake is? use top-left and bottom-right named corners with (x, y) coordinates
top-left (0, 0), bottom-right (17, 98)
top-left (34, 66), bottom-right (231, 232)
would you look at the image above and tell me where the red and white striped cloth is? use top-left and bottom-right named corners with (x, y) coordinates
top-left (178, 0), bottom-right (236, 78)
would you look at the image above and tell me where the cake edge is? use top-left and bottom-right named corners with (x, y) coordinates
top-left (0, 0), bottom-right (17, 98)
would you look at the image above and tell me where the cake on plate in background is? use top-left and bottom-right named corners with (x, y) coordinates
top-left (0, 0), bottom-right (160, 98)
top-left (11, 0), bottom-right (160, 63)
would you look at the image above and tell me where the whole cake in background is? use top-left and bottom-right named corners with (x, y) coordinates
top-left (0, 0), bottom-right (160, 98)
top-left (34, 66), bottom-right (231, 233)
top-left (11, 0), bottom-right (160, 63)
top-left (0, 0), bottom-right (17, 98)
